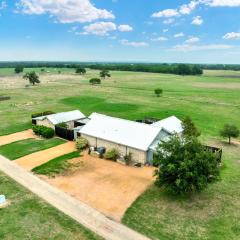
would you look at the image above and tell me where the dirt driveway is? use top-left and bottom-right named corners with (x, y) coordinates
top-left (43, 153), bottom-right (154, 221)
top-left (0, 129), bottom-right (37, 146)
top-left (15, 142), bottom-right (76, 171)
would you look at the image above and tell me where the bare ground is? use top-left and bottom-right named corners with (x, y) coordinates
top-left (15, 141), bottom-right (76, 171)
top-left (0, 129), bottom-right (37, 146)
top-left (42, 153), bottom-right (154, 221)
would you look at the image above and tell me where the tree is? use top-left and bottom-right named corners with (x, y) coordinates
top-left (100, 69), bottom-right (111, 79)
top-left (182, 117), bottom-right (201, 138)
top-left (154, 88), bottom-right (163, 97)
top-left (15, 66), bottom-right (24, 74)
top-left (23, 72), bottom-right (40, 85)
top-left (175, 64), bottom-right (191, 76)
top-left (154, 135), bottom-right (220, 195)
top-left (76, 67), bottom-right (86, 75)
top-left (89, 78), bottom-right (101, 85)
top-left (220, 124), bottom-right (239, 144)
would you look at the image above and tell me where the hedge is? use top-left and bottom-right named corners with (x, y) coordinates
top-left (31, 111), bottom-right (55, 118)
top-left (32, 125), bottom-right (55, 138)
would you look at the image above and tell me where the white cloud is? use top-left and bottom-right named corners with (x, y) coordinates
top-left (151, 0), bottom-right (240, 22)
top-left (174, 32), bottom-right (184, 38)
top-left (17, 0), bottom-right (115, 23)
top-left (120, 39), bottom-right (149, 47)
top-left (118, 24), bottom-right (133, 32)
top-left (206, 0), bottom-right (240, 7)
top-left (179, 1), bottom-right (199, 15)
top-left (172, 44), bottom-right (233, 52)
top-left (223, 32), bottom-right (240, 40)
top-left (185, 37), bottom-right (200, 43)
top-left (82, 22), bottom-right (116, 36)
top-left (163, 18), bottom-right (175, 25)
top-left (151, 37), bottom-right (168, 41)
top-left (152, 9), bottom-right (179, 18)
top-left (163, 29), bottom-right (169, 33)
top-left (192, 16), bottom-right (203, 25)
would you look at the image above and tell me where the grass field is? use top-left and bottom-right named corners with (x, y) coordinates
top-left (0, 171), bottom-right (102, 240)
top-left (0, 68), bottom-right (240, 239)
top-left (0, 138), bottom-right (65, 160)
top-left (32, 151), bottom-right (80, 176)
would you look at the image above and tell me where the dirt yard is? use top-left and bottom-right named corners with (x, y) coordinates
top-left (0, 129), bottom-right (37, 146)
top-left (42, 153), bottom-right (154, 221)
top-left (15, 142), bottom-right (76, 171)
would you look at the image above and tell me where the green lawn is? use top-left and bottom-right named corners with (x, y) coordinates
top-left (0, 138), bottom-right (65, 160)
top-left (0, 171), bottom-right (102, 240)
top-left (32, 151), bottom-right (80, 176)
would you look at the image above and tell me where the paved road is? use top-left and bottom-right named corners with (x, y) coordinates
top-left (0, 155), bottom-right (150, 240)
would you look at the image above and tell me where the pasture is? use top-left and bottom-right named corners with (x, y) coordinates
top-left (0, 68), bottom-right (240, 239)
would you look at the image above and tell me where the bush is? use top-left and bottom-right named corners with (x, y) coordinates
top-left (124, 153), bottom-right (132, 165)
top-left (76, 137), bottom-right (88, 150)
top-left (32, 125), bottom-right (55, 139)
top-left (31, 111), bottom-right (55, 118)
top-left (89, 78), bottom-right (101, 85)
top-left (56, 122), bottom-right (68, 128)
top-left (104, 149), bottom-right (119, 161)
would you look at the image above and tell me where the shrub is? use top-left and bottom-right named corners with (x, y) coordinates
top-left (104, 149), bottom-right (119, 161)
top-left (124, 153), bottom-right (132, 165)
top-left (89, 78), bottom-right (101, 85)
top-left (56, 122), bottom-right (68, 128)
top-left (31, 111), bottom-right (55, 118)
top-left (76, 137), bottom-right (88, 150)
top-left (154, 88), bottom-right (163, 97)
top-left (32, 125), bottom-right (54, 139)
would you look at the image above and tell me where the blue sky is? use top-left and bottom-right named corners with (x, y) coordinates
top-left (0, 0), bottom-right (240, 63)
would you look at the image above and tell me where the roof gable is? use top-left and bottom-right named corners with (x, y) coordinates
top-left (152, 116), bottom-right (183, 134)
top-left (47, 110), bottom-right (85, 125)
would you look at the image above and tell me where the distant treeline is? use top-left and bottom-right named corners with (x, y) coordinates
top-left (88, 63), bottom-right (203, 76)
top-left (0, 61), bottom-right (240, 74)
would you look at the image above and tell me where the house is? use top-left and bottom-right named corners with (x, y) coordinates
top-left (33, 110), bottom-right (86, 129)
top-left (79, 113), bottom-right (183, 165)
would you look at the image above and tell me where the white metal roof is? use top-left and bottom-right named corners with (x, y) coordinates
top-left (80, 113), bottom-right (162, 151)
top-left (152, 116), bottom-right (183, 134)
top-left (46, 110), bottom-right (85, 125)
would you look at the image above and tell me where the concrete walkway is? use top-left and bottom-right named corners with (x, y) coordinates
top-left (0, 155), bottom-right (150, 240)
top-left (15, 141), bottom-right (76, 171)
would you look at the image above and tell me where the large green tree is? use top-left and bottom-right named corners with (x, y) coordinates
top-left (154, 135), bottom-right (220, 195)
top-left (182, 116), bottom-right (201, 138)
top-left (15, 66), bottom-right (24, 74)
top-left (23, 72), bottom-right (40, 85)
top-left (75, 67), bottom-right (86, 75)
top-left (220, 124), bottom-right (239, 144)
top-left (100, 69), bottom-right (111, 79)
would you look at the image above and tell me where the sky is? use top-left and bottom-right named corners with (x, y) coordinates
top-left (0, 0), bottom-right (240, 63)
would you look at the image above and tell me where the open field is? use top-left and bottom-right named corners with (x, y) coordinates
top-left (0, 68), bottom-right (239, 137)
top-left (0, 138), bottom-right (65, 160)
top-left (0, 171), bottom-right (102, 240)
top-left (0, 68), bottom-right (240, 239)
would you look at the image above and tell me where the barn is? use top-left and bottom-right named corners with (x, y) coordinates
top-left (79, 113), bottom-right (183, 165)
top-left (33, 110), bottom-right (86, 129)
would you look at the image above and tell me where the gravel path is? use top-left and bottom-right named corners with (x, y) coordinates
top-left (15, 141), bottom-right (76, 171)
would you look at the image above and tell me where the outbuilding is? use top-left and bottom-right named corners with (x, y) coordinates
top-left (33, 110), bottom-right (86, 129)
